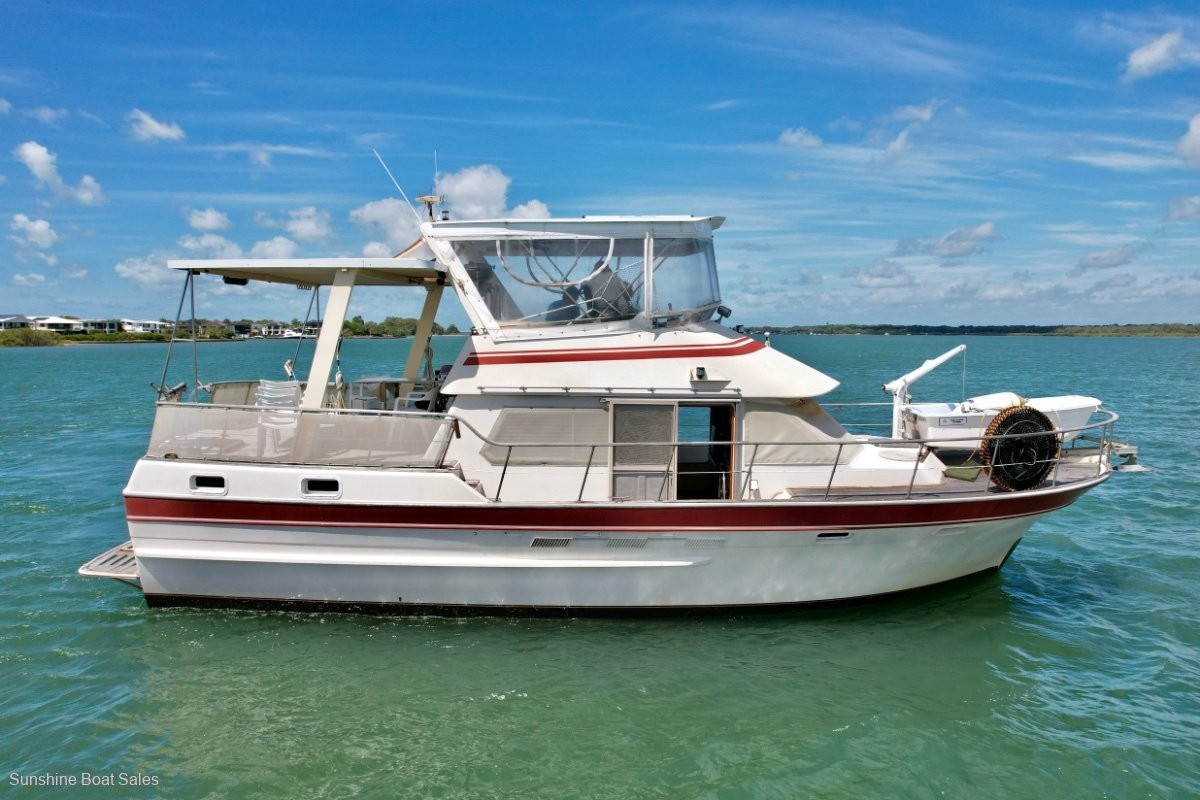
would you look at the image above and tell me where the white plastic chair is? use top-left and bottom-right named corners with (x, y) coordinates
top-left (255, 380), bottom-right (301, 456)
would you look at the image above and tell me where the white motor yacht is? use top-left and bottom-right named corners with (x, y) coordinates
top-left (80, 212), bottom-right (1123, 612)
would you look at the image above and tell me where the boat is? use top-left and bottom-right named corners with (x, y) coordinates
top-left (879, 345), bottom-right (1142, 471)
top-left (881, 344), bottom-right (1102, 447)
top-left (80, 211), bottom-right (1125, 612)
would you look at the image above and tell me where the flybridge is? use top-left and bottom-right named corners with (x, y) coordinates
top-left (167, 215), bottom-right (734, 407)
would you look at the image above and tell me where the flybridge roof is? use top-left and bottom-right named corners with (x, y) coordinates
top-left (424, 215), bottom-right (726, 239)
top-left (168, 257), bottom-right (444, 288)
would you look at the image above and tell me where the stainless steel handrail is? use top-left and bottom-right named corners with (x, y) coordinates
top-left (453, 410), bottom-right (1119, 503)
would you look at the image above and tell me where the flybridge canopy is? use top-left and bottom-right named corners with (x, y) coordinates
top-left (423, 215), bottom-right (726, 240)
top-left (168, 257), bottom-right (445, 287)
top-left (420, 216), bottom-right (727, 336)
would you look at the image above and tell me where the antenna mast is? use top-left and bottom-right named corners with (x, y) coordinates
top-left (371, 149), bottom-right (424, 227)
top-left (414, 151), bottom-right (444, 221)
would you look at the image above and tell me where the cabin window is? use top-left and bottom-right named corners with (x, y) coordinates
top-left (481, 407), bottom-right (609, 465)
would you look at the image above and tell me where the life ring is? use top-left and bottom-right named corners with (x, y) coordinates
top-left (980, 405), bottom-right (1059, 491)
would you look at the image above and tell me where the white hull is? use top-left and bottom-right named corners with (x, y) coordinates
top-left (108, 444), bottom-right (1107, 611)
top-left (130, 517), bottom-right (1034, 609)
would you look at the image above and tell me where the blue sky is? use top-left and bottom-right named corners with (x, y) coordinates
top-left (2, 1), bottom-right (1199, 327)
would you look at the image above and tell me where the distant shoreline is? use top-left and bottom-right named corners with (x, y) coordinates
top-left (748, 323), bottom-right (1199, 337)
top-left (3, 324), bottom-right (1197, 348)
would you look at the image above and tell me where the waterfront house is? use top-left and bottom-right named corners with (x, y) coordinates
top-left (29, 315), bottom-right (83, 333)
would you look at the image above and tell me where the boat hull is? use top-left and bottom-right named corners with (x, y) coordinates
top-left (124, 479), bottom-right (1102, 611)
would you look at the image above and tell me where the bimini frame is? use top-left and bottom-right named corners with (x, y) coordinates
top-left (168, 257), bottom-right (447, 408)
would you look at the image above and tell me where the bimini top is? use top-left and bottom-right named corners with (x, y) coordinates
top-left (168, 257), bottom-right (444, 287)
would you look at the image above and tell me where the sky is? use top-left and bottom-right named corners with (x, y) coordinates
top-left (2, 1), bottom-right (1199, 327)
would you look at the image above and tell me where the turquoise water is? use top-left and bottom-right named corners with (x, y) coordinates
top-left (1, 335), bottom-right (1197, 798)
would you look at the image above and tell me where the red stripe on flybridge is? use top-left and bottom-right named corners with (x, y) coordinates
top-left (125, 486), bottom-right (1091, 533)
top-left (462, 337), bottom-right (764, 366)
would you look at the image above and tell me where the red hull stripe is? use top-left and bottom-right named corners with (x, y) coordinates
top-left (462, 337), bottom-right (764, 366)
top-left (125, 487), bottom-right (1087, 533)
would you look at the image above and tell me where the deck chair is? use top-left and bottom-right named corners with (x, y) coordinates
top-left (255, 380), bottom-right (301, 456)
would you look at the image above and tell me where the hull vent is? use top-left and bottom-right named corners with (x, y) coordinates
top-left (606, 538), bottom-right (649, 549)
top-left (686, 539), bottom-right (726, 549)
top-left (530, 537), bottom-right (571, 548)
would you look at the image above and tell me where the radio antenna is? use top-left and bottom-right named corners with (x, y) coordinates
top-left (372, 148), bottom-right (424, 227)
top-left (411, 151), bottom-right (445, 221)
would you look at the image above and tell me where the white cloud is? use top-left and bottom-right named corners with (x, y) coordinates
top-left (27, 106), bottom-right (68, 125)
top-left (844, 259), bottom-right (915, 288)
top-left (285, 206), bottom-right (333, 243)
top-left (9, 213), bottom-right (58, 249)
top-left (0, 98), bottom-right (11, 114)
top-left (510, 199), bottom-right (550, 219)
top-left (828, 116), bottom-right (862, 132)
top-left (73, 174), bottom-right (105, 205)
top-left (882, 125), bottom-right (915, 162)
top-left (1168, 195), bottom-right (1200, 220)
top-left (14, 140), bottom-right (65, 186)
top-left (350, 198), bottom-right (420, 251)
top-left (887, 99), bottom-right (943, 123)
top-left (187, 207), bottom-right (231, 231)
top-left (361, 241), bottom-right (393, 258)
top-left (127, 108), bottom-right (185, 141)
top-left (115, 253), bottom-right (174, 289)
top-left (12, 140), bottom-right (106, 205)
top-left (12, 272), bottom-right (46, 286)
top-left (206, 142), bottom-right (337, 168)
top-left (1179, 113), bottom-right (1200, 169)
top-left (61, 266), bottom-right (88, 280)
top-left (435, 164), bottom-right (550, 221)
top-left (1122, 30), bottom-right (1185, 83)
top-left (190, 80), bottom-right (226, 96)
top-left (1075, 242), bottom-right (1143, 272)
top-left (438, 164), bottom-right (510, 220)
top-left (178, 233), bottom-right (242, 259)
top-left (930, 222), bottom-right (996, 258)
top-left (706, 99), bottom-right (741, 111)
top-left (779, 127), bottom-right (822, 148)
top-left (250, 236), bottom-right (299, 259)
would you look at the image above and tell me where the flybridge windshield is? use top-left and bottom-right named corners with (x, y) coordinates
top-left (449, 235), bottom-right (721, 328)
